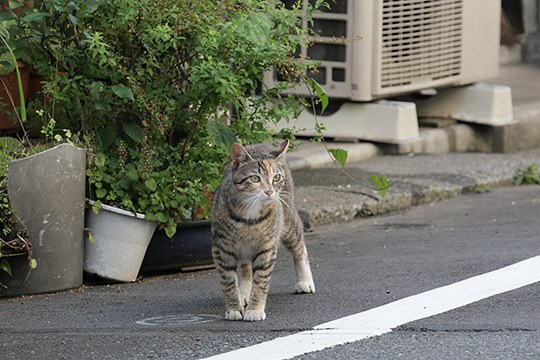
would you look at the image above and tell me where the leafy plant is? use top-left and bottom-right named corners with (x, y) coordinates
top-left (514, 164), bottom-right (540, 185)
top-left (5, 0), bottom-right (323, 236)
top-left (0, 137), bottom-right (36, 282)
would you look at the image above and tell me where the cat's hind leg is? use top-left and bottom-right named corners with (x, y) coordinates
top-left (282, 215), bottom-right (315, 294)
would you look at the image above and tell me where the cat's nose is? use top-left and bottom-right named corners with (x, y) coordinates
top-left (264, 190), bottom-right (273, 197)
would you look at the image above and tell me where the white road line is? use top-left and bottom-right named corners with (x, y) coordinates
top-left (201, 255), bottom-right (540, 360)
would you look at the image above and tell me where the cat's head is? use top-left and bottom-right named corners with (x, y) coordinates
top-left (229, 141), bottom-right (289, 214)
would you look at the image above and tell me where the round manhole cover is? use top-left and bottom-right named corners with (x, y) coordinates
top-left (137, 314), bottom-right (221, 326)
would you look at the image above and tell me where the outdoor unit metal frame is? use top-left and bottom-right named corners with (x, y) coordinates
top-left (267, 0), bottom-right (501, 102)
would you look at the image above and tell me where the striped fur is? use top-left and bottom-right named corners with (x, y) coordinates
top-left (211, 140), bottom-right (315, 322)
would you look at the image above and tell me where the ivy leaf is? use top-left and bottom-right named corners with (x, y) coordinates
top-left (111, 84), bottom-right (134, 101)
top-left (328, 148), bottom-right (348, 169)
top-left (371, 175), bottom-right (390, 197)
top-left (207, 119), bottom-right (237, 149)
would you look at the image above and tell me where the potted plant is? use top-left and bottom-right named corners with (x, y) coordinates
top-left (12, 0), bottom-right (319, 280)
top-left (0, 133), bottom-right (86, 297)
top-left (0, 12), bottom-right (86, 296)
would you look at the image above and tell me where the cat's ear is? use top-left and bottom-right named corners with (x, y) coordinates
top-left (275, 140), bottom-right (290, 163)
top-left (231, 143), bottom-right (252, 169)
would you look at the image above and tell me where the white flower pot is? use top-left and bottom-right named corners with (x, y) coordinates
top-left (84, 201), bottom-right (157, 282)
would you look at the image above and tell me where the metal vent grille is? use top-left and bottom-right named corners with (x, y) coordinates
top-left (379, 0), bottom-right (463, 89)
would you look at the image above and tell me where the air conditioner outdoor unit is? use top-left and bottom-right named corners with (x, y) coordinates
top-left (266, 0), bottom-right (512, 143)
top-left (268, 0), bottom-right (502, 101)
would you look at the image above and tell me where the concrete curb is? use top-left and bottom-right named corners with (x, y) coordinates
top-left (293, 153), bottom-right (540, 229)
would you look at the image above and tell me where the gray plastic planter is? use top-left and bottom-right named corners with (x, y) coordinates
top-left (84, 201), bottom-right (157, 283)
top-left (0, 143), bottom-right (86, 297)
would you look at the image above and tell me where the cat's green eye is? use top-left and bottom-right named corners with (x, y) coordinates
top-left (250, 175), bottom-right (261, 183)
top-left (273, 174), bottom-right (283, 183)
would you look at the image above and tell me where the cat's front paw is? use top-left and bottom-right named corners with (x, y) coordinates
top-left (296, 280), bottom-right (315, 294)
top-left (243, 309), bottom-right (266, 321)
top-left (224, 310), bottom-right (243, 321)
top-left (240, 294), bottom-right (249, 308)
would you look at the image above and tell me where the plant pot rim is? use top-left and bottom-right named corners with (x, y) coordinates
top-left (9, 143), bottom-right (84, 164)
top-left (86, 199), bottom-right (149, 220)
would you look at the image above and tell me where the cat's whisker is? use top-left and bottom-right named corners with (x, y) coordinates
top-left (277, 194), bottom-right (290, 209)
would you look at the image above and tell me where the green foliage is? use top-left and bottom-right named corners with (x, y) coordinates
top-left (0, 137), bottom-right (35, 280)
top-left (305, 78), bottom-right (329, 115)
top-left (3, 0), bottom-right (319, 236)
top-left (328, 148), bottom-right (348, 169)
top-left (514, 164), bottom-right (540, 185)
top-left (371, 175), bottom-right (390, 197)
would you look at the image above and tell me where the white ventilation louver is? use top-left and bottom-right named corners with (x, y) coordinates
top-left (379, 0), bottom-right (463, 89)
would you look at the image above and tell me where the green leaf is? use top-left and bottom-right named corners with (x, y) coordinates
top-left (92, 200), bottom-right (103, 214)
top-left (123, 123), bottom-right (143, 143)
top-left (144, 178), bottom-right (157, 191)
top-left (328, 148), bottom-right (348, 169)
top-left (29, 258), bottom-right (37, 269)
top-left (0, 11), bottom-right (16, 22)
top-left (89, 81), bottom-right (104, 98)
top-left (154, 212), bottom-right (167, 223)
top-left (68, 14), bottom-right (78, 26)
top-left (371, 175), bottom-right (390, 197)
top-left (0, 258), bottom-right (12, 276)
top-left (95, 188), bottom-right (107, 198)
top-left (87, 232), bottom-right (97, 244)
top-left (22, 12), bottom-right (50, 22)
top-left (125, 165), bottom-right (139, 180)
top-left (207, 119), bottom-right (237, 149)
top-left (97, 126), bottom-right (117, 150)
top-left (164, 222), bottom-right (177, 238)
top-left (305, 77), bottom-right (329, 114)
top-left (8, 0), bottom-right (23, 9)
top-left (241, 12), bottom-right (272, 44)
top-left (111, 84), bottom-right (134, 101)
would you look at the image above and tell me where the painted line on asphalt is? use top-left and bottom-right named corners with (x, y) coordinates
top-left (201, 255), bottom-right (540, 360)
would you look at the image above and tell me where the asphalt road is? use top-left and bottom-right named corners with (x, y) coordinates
top-left (1, 186), bottom-right (539, 359)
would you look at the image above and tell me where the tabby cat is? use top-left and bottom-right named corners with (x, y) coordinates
top-left (211, 140), bottom-right (315, 321)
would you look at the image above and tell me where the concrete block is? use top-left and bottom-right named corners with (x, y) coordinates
top-left (274, 101), bottom-right (420, 144)
top-left (416, 83), bottom-right (515, 126)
